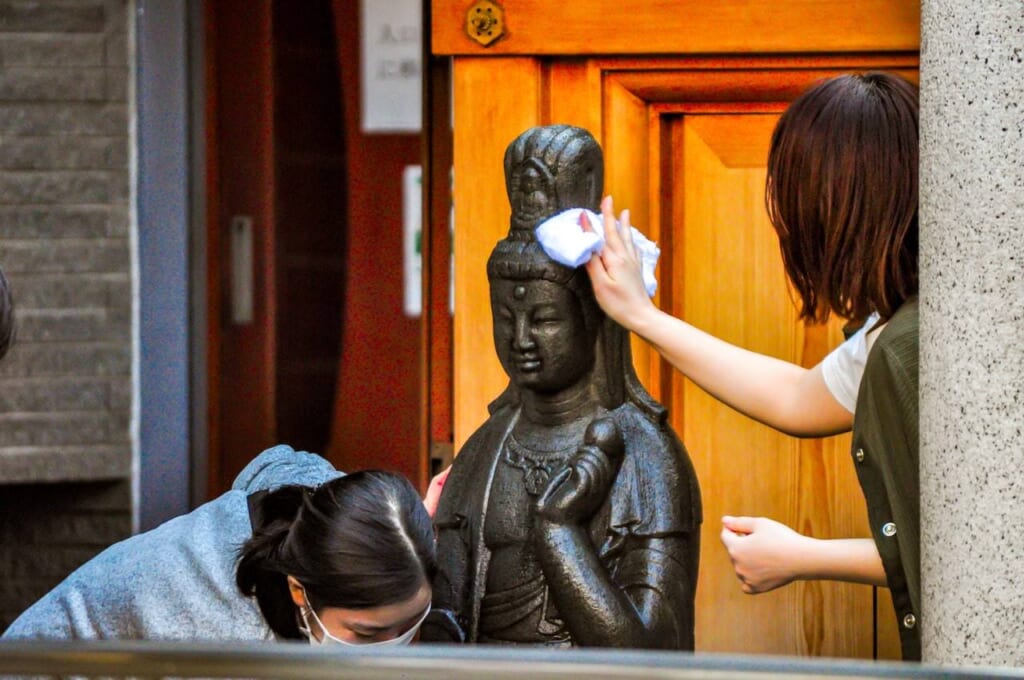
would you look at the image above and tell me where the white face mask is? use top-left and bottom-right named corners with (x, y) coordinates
top-left (298, 595), bottom-right (430, 648)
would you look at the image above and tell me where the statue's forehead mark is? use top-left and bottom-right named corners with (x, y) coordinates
top-left (513, 284), bottom-right (527, 300)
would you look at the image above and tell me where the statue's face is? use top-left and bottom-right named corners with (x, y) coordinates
top-left (490, 278), bottom-right (596, 393)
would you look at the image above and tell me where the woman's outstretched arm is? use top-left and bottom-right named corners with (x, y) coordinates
top-left (583, 196), bottom-right (852, 438)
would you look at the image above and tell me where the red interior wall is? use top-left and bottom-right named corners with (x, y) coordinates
top-left (328, 0), bottom-right (422, 486)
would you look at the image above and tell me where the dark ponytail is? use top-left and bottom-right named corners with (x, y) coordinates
top-left (236, 471), bottom-right (436, 639)
top-left (235, 485), bottom-right (308, 639)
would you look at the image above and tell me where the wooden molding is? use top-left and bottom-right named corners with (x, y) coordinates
top-left (432, 0), bottom-right (920, 56)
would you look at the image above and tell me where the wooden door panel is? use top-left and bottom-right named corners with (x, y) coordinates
top-left (452, 58), bottom-right (542, 442)
top-left (675, 113), bottom-right (871, 655)
top-left (544, 61), bottom-right (602, 132)
top-left (603, 77), bottom-right (662, 396)
top-left (206, 0), bottom-right (278, 496)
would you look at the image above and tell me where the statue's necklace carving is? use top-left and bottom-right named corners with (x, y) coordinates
top-left (504, 433), bottom-right (576, 496)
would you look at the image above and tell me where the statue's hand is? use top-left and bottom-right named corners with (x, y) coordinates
top-left (533, 417), bottom-right (625, 525)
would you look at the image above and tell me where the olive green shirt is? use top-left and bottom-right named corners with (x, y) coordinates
top-left (851, 297), bottom-right (920, 660)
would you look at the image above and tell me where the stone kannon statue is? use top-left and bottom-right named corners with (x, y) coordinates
top-left (423, 125), bottom-right (702, 650)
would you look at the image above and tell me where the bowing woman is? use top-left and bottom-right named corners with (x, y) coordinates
top-left (2, 445), bottom-right (435, 645)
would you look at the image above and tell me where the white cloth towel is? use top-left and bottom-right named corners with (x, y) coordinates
top-left (534, 208), bottom-right (660, 297)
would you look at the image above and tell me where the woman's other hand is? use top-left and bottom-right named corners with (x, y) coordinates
top-left (719, 516), bottom-right (811, 594)
top-left (423, 466), bottom-right (451, 518)
top-left (582, 196), bottom-right (657, 332)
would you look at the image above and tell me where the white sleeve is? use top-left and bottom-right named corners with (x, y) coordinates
top-left (820, 313), bottom-right (880, 414)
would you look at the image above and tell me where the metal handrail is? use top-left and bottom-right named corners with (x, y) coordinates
top-left (1, 642), bottom-right (1022, 680)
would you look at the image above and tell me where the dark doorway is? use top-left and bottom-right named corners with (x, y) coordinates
top-left (271, 1), bottom-right (347, 454)
top-left (204, 0), bottom-right (345, 497)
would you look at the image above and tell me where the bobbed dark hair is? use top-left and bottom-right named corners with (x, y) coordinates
top-left (766, 71), bottom-right (919, 324)
top-left (236, 470), bottom-right (436, 639)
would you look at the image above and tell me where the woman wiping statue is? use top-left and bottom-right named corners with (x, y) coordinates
top-left (423, 125), bottom-right (701, 649)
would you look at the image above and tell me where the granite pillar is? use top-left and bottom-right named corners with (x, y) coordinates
top-left (920, 0), bottom-right (1024, 665)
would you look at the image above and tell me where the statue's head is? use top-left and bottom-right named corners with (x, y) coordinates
top-left (486, 125), bottom-right (663, 421)
top-left (503, 124), bottom-right (603, 235)
top-left (488, 126), bottom-right (602, 396)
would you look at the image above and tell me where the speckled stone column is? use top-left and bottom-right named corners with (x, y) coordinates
top-left (919, 0), bottom-right (1024, 666)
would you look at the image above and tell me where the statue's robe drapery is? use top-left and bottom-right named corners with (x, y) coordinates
top-left (428, 401), bottom-right (702, 649)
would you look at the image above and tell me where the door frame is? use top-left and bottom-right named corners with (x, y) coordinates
top-left (136, 0), bottom-right (195, 529)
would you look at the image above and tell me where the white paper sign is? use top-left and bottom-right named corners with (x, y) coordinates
top-left (361, 0), bottom-right (422, 133)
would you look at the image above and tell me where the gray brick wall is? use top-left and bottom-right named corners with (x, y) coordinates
top-left (0, 0), bottom-right (133, 629)
top-left (0, 478), bottom-right (130, 631)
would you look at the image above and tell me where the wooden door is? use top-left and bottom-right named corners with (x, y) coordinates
top-left (674, 111), bottom-right (864, 655)
top-left (431, 0), bottom-right (917, 658)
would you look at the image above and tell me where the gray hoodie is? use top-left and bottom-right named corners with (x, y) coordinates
top-left (1, 445), bottom-right (342, 641)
